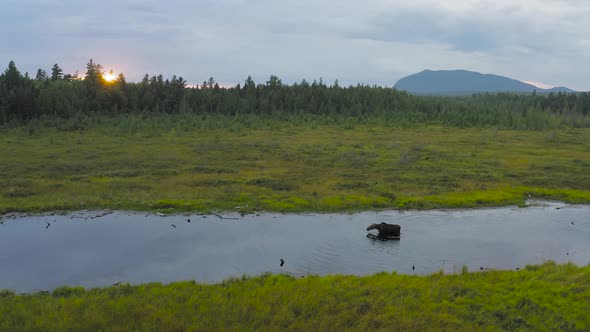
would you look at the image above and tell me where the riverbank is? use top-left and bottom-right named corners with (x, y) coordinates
top-left (2, 121), bottom-right (590, 214)
top-left (1, 262), bottom-right (588, 331)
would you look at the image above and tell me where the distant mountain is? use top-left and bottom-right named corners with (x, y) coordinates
top-left (394, 70), bottom-right (576, 95)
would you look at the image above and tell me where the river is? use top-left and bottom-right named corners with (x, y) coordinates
top-left (0, 200), bottom-right (588, 293)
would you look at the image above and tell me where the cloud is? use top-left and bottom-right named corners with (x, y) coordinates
top-left (1, 0), bottom-right (589, 90)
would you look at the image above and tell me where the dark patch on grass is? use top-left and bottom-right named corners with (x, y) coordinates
top-left (504, 172), bottom-right (521, 179)
top-left (399, 174), bottom-right (460, 189)
top-left (69, 176), bottom-right (90, 182)
top-left (6, 179), bottom-right (33, 187)
top-left (108, 182), bottom-right (151, 191)
top-left (4, 188), bottom-right (36, 198)
top-left (102, 170), bottom-right (141, 178)
top-left (560, 177), bottom-right (590, 190)
top-left (334, 182), bottom-right (370, 190)
top-left (336, 173), bottom-right (369, 180)
top-left (248, 178), bottom-right (297, 191)
top-left (541, 164), bottom-right (565, 172)
top-left (573, 159), bottom-right (590, 167)
top-left (152, 200), bottom-right (185, 209)
top-left (52, 286), bottom-right (85, 298)
top-left (379, 192), bottom-right (397, 201)
top-left (84, 153), bottom-right (101, 160)
top-left (0, 290), bottom-right (15, 298)
top-left (43, 164), bottom-right (89, 179)
top-left (150, 169), bottom-right (179, 176)
top-left (237, 154), bottom-right (259, 161)
top-left (191, 165), bottom-right (236, 174)
top-left (189, 179), bottom-right (238, 187)
top-left (337, 151), bottom-right (377, 168)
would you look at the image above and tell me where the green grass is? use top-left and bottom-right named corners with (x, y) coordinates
top-left (1, 114), bottom-right (590, 213)
top-left (1, 262), bottom-right (588, 331)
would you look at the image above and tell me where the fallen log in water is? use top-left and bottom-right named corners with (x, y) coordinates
top-left (90, 211), bottom-right (113, 219)
top-left (209, 210), bottom-right (240, 220)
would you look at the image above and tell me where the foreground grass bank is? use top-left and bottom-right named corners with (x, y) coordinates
top-left (1, 262), bottom-right (588, 331)
top-left (1, 116), bottom-right (590, 213)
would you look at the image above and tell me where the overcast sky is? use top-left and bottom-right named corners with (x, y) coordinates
top-left (1, 0), bottom-right (589, 90)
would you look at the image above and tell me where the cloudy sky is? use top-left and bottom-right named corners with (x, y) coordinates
top-left (1, 0), bottom-right (589, 90)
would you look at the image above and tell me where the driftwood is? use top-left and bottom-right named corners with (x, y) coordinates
top-left (90, 211), bottom-right (113, 219)
top-left (209, 210), bottom-right (240, 220)
top-left (210, 210), bottom-right (223, 219)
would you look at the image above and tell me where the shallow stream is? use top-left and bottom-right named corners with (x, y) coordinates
top-left (0, 201), bottom-right (588, 293)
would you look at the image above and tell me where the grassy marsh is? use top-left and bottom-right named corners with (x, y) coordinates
top-left (1, 115), bottom-right (590, 214)
top-left (0, 262), bottom-right (588, 331)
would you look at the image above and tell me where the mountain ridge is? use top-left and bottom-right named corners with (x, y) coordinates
top-left (394, 69), bottom-right (576, 95)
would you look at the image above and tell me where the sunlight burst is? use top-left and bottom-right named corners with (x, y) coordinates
top-left (103, 71), bottom-right (116, 83)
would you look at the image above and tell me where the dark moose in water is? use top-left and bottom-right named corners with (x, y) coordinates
top-left (0, 201), bottom-right (588, 293)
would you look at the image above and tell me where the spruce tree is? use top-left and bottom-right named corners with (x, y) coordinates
top-left (51, 64), bottom-right (63, 81)
top-left (35, 69), bottom-right (48, 81)
top-left (3, 61), bottom-right (22, 87)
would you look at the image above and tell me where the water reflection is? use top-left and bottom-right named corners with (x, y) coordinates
top-left (0, 201), bottom-right (588, 293)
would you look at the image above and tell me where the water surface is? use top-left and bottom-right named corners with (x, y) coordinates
top-left (0, 201), bottom-right (588, 293)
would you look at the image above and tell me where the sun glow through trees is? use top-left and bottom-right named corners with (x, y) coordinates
top-left (103, 70), bottom-right (116, 83)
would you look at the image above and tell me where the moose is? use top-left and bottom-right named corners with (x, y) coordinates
top-left (366, 222), bottom-right (401, 239)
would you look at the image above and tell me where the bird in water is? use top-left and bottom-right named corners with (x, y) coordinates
top-left (280, 259), bottom-right (285, 267)
top-left (171, 224), bottom-right (177, 228)
top-left (45, 221), bottom-right (52, 229)
top-left (113, 281), bottom-right (121, 286)
top-left (187, 219), bottom-right (191, 223)
top-left (571, 221), bottom-right (575, 225)
top-left (412, 265), bottom-right (415, 271)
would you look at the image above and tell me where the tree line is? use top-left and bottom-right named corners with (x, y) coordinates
top-left (1, 59), bottom-right (589, 129)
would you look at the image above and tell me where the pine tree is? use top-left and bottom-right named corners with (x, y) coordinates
top-left (3, 61), bottom-right (22, 87)
top-left (244, 76), bottom-right (255, 91)
top-left (115, 73), bottom-right (127, 86)
top-left (51, 64), bottom-right (63, 81)
top-left (84, 59), bottom-right (105, 111)
top-left (35, 69), bottom-right (48, 81)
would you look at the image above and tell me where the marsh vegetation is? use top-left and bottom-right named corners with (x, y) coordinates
top-left (1, 117), bottom-right (589, 214)
top-left (1, 262), bottom-right (588, 331)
